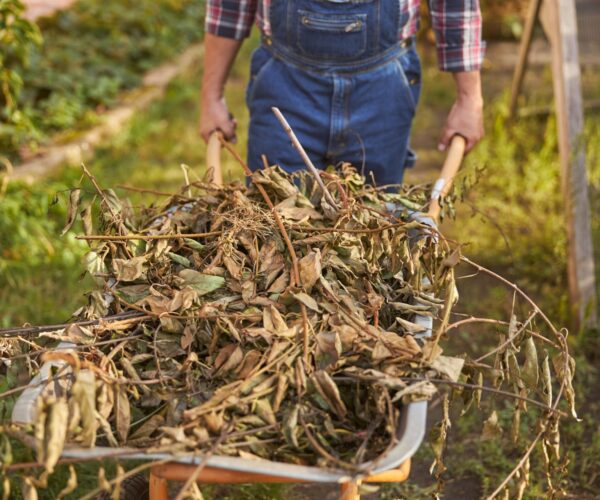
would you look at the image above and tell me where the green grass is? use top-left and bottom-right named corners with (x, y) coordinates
top-left (2, 0), bottom-right (205, 157)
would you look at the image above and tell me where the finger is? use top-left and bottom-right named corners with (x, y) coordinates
top-left (464, 129), bottom-right (484, 153)
top-left (438, 127), bottom-right (455, 152)
top-left (220, 123), bottom-right (236, 141)
top-left (466, 136), bottom-right (479, 153)
top-left (200, 127), bottom-right (215, 143)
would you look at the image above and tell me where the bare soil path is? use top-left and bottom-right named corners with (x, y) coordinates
top-left (23, 0), bottom-right (77, 21)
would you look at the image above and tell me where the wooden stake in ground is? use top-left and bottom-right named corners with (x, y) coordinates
top-left (509, 0), bottom-right (597, 328)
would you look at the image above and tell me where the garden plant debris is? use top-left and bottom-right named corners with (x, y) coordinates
top-left (0, 160), bottom-right (577, 499)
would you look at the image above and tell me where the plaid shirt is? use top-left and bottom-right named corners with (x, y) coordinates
top-left (205, 0), bottom-right (485, 72)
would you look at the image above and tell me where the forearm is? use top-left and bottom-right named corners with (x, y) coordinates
top-left (453, 71), bottom-right (483, 107)
top-left (201, 33), bottom-right (243, 102)
top-left (199, 34), bottom-right (244, 140)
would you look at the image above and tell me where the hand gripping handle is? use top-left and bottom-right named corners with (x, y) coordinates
top-left (428, 135), bottom-right (466, 222)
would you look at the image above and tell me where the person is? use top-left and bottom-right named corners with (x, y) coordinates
top-left (199, 0), bottom-right (485, 187)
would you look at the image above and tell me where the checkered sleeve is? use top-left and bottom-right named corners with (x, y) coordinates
top-left (205, 0), bottom-right (258, 40)
top-left (429, 0), bottom-right (486, 72)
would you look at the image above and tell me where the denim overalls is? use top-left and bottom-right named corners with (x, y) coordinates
top-left (246, 0), bottom-right (421, 187)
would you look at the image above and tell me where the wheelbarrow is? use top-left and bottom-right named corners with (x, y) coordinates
top-left (11, 134), bottom-right (466, 499)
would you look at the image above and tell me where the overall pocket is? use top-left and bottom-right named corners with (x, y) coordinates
top-left (296, 10), bottom-right (367, 61)
top-left (246, 47), bottom-right (275, 106)
top-left (393, 48), bottom-right (421, 113)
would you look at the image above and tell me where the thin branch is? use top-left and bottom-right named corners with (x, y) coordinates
top-left (299, 411), bottom-right (356, 470)
top-left (288, 222), bottom-right (407, 234)
top-left (420, 377), bottom-right (566, 417)
top-left (474, 310), bottom-right (537, 363)
top-left (0, 373), bottom-right (71, 400)
top-left (0, 311), bottom-right (143, 337)
top-left (76, 231), bottom-right (222, 241)
top-left (271, 107), bottom-right (338, 209)
top-left (260, 154), bottom-right (311, 366)
top-left (81, 163), bottom-right (119, 222)
top-left (445, 316), bottom-right (559, 349)
top-left (446, 317), bottom-right (508, 331)
top-left (116, 184), bottom-right (189, 198)
top-left (337, 375), bottom-right (567, 417)
top-left (6, 334), bottom-right (145, 362)
top-left (0, 446), bottom-right (160, 472)
top-left (485, 430), bottom-right (544, 500)
top-left (461, 257), bottom-right (562, 340)
top-left (79, 459), bottom-right (172, 500)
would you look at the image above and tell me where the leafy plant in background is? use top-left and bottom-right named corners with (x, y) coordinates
top-left (1, 0), bottom-right (204, 159)
top-left (0, 0), bottom-right (42, 152)
top-left (0, 179), bottom-right (90, 327)
top-left (453, 100), bottom-right (575, 324)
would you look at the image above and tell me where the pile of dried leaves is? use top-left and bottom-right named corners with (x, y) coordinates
top-left (0, 154), bottom-right (577, 499)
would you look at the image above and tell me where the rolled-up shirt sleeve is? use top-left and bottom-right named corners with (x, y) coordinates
top-left (429, 0), bottom-right (486, 72)
top-left (205, 0), bottom-right (258, 40)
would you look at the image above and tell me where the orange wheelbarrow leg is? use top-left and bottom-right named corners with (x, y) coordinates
top-left (149, 466), bottom-right (169, 500)
top-left (340, 480), bottom-right (361, 500)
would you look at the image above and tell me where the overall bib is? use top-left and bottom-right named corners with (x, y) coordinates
top-left (246, 0), bottom-right (421, 187)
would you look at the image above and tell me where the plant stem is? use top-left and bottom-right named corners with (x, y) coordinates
top-left (485, 430), bottom-right (543, 500)
top-left (0, 311), bottom-right (144, 337)
top-left (76, 231), bottom-right (222, 241)
top-left (271, 107), bottom-right (338, 209)
top-left (474, 310), bottom-right (537, 362)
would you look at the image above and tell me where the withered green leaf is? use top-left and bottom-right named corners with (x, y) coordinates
top-left (178, 269), bottom-right (225, 296)
top-left (113, 256), bottom-right (147, 282)
top-left (61, 188), bottom-right (81, 236)
top-left (292, 291), bottom-right (320, 312)
top-left (482, 410), bottom-right (503, 440)
top-left (313, 370), bottom-right (347, 419)
top-left (43, 398), bottom-right (69, 473)
top-left (521, 336), bottom-right (539, 391)
top-left (71, 370), bottom-right (97, 447)
top-left (115, 386), bottom-right (131, 444)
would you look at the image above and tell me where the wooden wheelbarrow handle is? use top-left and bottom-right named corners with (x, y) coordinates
top-left (207, 132), bottom-right (223, 187)
top-left (427, 135), bottom-right (466, 222)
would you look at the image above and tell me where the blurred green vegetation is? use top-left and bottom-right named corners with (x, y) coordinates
top-left (0, 0), bottom-right (43, 152)
top-left (0, 0), bottom-right (204, 158)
